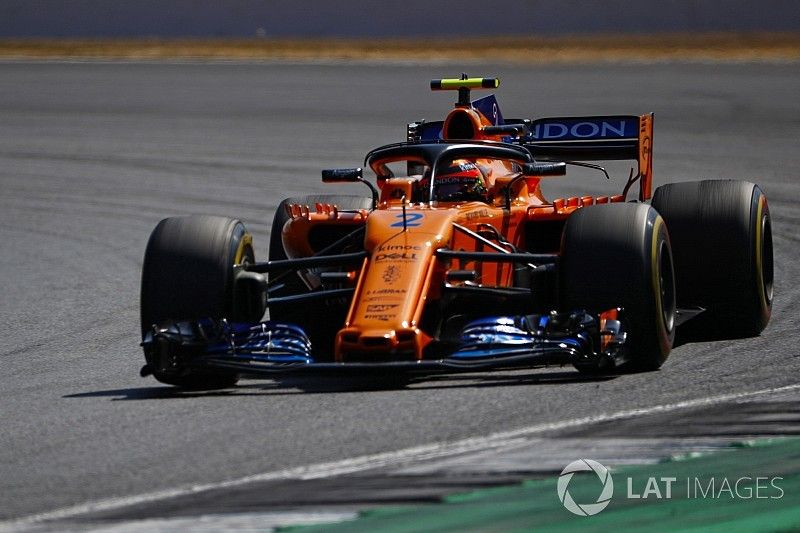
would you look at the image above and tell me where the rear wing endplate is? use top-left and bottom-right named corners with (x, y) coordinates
top-left (523, 114), bottom-right (654, 200)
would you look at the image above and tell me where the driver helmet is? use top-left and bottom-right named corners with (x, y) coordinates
top-left (420, 160), bottom-right (487, 202)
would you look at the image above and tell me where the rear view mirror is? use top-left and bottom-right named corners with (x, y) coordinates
top-left (322, 168), bottom-right (363, 183)
top-left (482, 124), bottom-right (524, 136)
top-left (523, 162), bottom-right (567, 176)
top-left (321, 167), bottom-right (378, 209)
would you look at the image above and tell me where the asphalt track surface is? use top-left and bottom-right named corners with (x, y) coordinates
top-left (1, 61), bottom-right (799, 527)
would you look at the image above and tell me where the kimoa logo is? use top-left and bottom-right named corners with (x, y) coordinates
top-left (557, 459), bottom-right (614, 516)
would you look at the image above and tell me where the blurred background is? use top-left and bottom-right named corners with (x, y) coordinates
top-left (1, 0), bottom-right (798, 38)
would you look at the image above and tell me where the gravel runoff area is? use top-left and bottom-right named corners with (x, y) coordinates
top-left (0, 33), bottom-right (798, 63)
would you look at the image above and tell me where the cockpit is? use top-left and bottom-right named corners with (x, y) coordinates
top-left (364, 141), bottom-right (536, 205)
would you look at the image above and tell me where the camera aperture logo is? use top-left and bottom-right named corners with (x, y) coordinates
top-left (557, 459), bottom-right (614, 516)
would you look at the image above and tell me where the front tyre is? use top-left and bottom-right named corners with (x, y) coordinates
top-left (140, 215), bottom-right (256, 389)
top-left (561, 203), bottom-right (676, 371)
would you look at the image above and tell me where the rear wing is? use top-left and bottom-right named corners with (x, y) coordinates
top-left (522, 114), bottom-right (654, 200)
top-left (406, 97), bottom-right (654, 200)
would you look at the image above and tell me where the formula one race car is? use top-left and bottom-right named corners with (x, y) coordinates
top-left (139, 76), bottom-right (773, 388)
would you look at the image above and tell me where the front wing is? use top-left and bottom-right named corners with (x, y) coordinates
top-left (140, 312), bottom-right (628, 378)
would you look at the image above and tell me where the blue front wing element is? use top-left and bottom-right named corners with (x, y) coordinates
top-left (142, 312), bottom-right (626, 376)
top-left (142, 319), bottom-right (314, 368)
top-left (452, 315), bottom-right (593, 360)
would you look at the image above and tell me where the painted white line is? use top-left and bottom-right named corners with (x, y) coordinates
top-left (81, 511), bottom-right (359, 533)
top-left (2, 382), bottom-right (799, 531)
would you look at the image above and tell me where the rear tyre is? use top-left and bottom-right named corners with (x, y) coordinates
top-left (141, 215), bottom-right (255, 389)
top-left (652, 180), bottom-right (773, 336)
top-left (268, 195), bottom-right (373, 358)
top-left (561, 203), bottom-right (676, 371)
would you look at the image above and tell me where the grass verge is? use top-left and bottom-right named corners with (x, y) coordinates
top-left (0, 33), bottom-right (799, 63)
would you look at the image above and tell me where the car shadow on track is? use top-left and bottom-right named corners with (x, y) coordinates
top-left (63, 370), bottom-right (615, 400)
top-left (62, 379), bottom-right (363, 400)
top-left (673, 319), bottom-right (760, 348)
top-left (404, 371), bottom-right (616, 390)
top-left (61, 384), bottom-right (287, 400)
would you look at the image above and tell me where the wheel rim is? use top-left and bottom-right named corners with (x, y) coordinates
top-left (761, 213), bottom-right (774, 305)
top-left (658, 239), bottom-right (676, 333)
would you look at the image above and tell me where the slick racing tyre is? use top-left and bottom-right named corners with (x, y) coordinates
top-left (652, 180), bottom-right (773, 336)
top-left (561, 203), bottom-right (676, 372)
top-left (140, 215), bottom-right (256, 389)
top-left (268, 195), bottom-right (373, 358)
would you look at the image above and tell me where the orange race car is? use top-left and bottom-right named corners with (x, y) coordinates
top-left (139, 76), bottom-right (773, 389)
